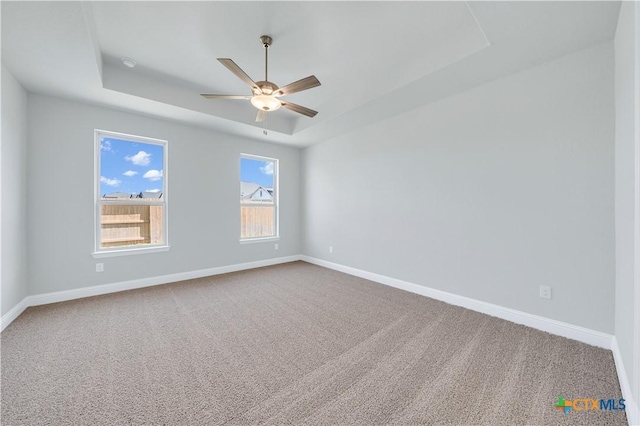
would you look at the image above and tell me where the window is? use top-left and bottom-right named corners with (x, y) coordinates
top-left (240, 154), bottom-right (278, 241)
top-left (94, 130), bottom-right (168, 256)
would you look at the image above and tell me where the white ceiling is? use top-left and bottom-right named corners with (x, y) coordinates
top-left (1, 1), bottom-right (621, 147)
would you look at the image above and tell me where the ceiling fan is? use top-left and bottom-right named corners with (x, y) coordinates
top-left (201, 35), bottom-right (321, 122)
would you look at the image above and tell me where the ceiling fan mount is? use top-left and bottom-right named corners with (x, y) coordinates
top-left (201, 35), bottom-right (321, 122)
top-left (259, 35), bottom-right (272, 48)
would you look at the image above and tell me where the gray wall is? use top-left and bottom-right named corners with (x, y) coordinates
top-left (27, 95), bottom-right (301, 296)
top-left (302, 42), bottom-right (615, 333)
top-left (1, 66), bottom-right (28, 316)
top-left (614, 0), bottom-right (639, 412)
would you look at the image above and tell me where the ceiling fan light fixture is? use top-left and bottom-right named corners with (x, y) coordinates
top-left (251, 94), bottom-right (281, 111)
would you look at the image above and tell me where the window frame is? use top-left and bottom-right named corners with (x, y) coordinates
top-left (92, 129), bottom-right (169, 258)
top-left (239, 153), bottom-right (279, 243)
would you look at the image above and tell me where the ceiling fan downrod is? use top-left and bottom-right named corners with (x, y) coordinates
top-left (260, 35), bottom-right (272, 83)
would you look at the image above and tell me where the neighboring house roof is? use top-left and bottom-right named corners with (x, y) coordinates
top-left (240, 182), bottom-right (261, 198)
top-left (103, 192), bottom-right (133, 199)
top-left (139, 192), bottom-right (163, 199)
top-left (240, 181), bottom-right (273, 201)
top-left (102, 192), bottom-right (163, 199)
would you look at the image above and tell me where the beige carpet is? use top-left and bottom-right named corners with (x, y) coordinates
top-left (1, 261), bottom-right (627, 425)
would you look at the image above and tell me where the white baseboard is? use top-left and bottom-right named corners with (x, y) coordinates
top-left (0, 297), bottom-right (28, 332)
top-left (1, 255), bottom-right (301, 331)
top-left (300, 256), bottom-right (613, 349)
top-left (612, 336), bottom-right (639, 426)
top-left (2, 254), bottom-right (617, 350)
top-left (3, 254), bottom-right (613, 349)
top-left (27, 255), bottom-right (301, 307)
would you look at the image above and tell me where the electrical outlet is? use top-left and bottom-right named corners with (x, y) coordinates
top-left (274, 243), bottom-right (279, 250)
top-left (329, 246), bottom-right (333, 254)
top-left (96, 263), bottom-right (104, 273)
top-left (539, 285), bottom-right (551, 299)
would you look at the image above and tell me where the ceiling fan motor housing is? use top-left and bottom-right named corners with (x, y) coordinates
top-left (254, 81), bottom-right (279, 96)
top-left (251, 81), bottom-right (282, 111)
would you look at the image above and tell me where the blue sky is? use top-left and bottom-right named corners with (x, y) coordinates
top-left (99, 137), bottom-right (164, 196)
top-left (100, 140), bottom-right (273, 196)
top-left (241, 158), bottom-right (274, 188)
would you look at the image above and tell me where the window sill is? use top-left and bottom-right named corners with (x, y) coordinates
top-left (239, 237), bottom-right (280, 244)
top-left (92, 245), bottom-right (170, 258)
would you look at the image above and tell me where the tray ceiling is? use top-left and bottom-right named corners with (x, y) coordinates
top-left (1, 1), bottom-right (621, 147)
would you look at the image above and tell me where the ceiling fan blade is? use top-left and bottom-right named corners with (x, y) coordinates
top-left (280, 101), bottom-right (318, 118)
top-left (274, 75), bottom-right (321, 97)
top-left (255, 109), bottom-right (267, 122)
top-left (201, 94), bottom-right (251, 99)
top-left (217, 58), bottom-right (260, 92)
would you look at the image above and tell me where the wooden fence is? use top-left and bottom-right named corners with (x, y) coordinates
top-left (241, 205), bottom-right (275, 238)
top-left (100, 202), bottom-right (273, 246)
top-left (100, 204), bottom-right (163, 248)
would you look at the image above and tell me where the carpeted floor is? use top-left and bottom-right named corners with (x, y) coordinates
top-left (1, 261), bottom-right (627, 425)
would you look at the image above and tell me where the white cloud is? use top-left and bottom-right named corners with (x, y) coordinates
top-left (123, 170), bottom-right (138, 177)
top-left (260, 162), bottom-right (274, 176)
top-left (100, 140), bottom-right (112, 151)
top-left (125, 151), bottom-right (151, 166)
top-left (143, 169), bottom-right (163, 181)
top-left (100, 176), bottom-right (121, 187)
top-left (146, 189), bottom-right (161, 193)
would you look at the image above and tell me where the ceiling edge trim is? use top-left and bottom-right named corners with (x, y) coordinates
top-left (80, 1), bottom-right (104, 85)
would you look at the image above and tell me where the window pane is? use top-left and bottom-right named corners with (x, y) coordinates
top-left (240, 156), bottom-right (277, 239)
top-left (96, 131), bottom-right (167, 252)
top-left (99, 137), bottom-right (164, 199)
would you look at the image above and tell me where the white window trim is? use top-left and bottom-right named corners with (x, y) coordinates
top-left (93, 129), bottom-right (169, 257)
top-left (239, 236), bottom-right (280, 244)
top-left (240, 153), bottom-right (279, 242)
top-left (92, 246), bottom-right (170, 259)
